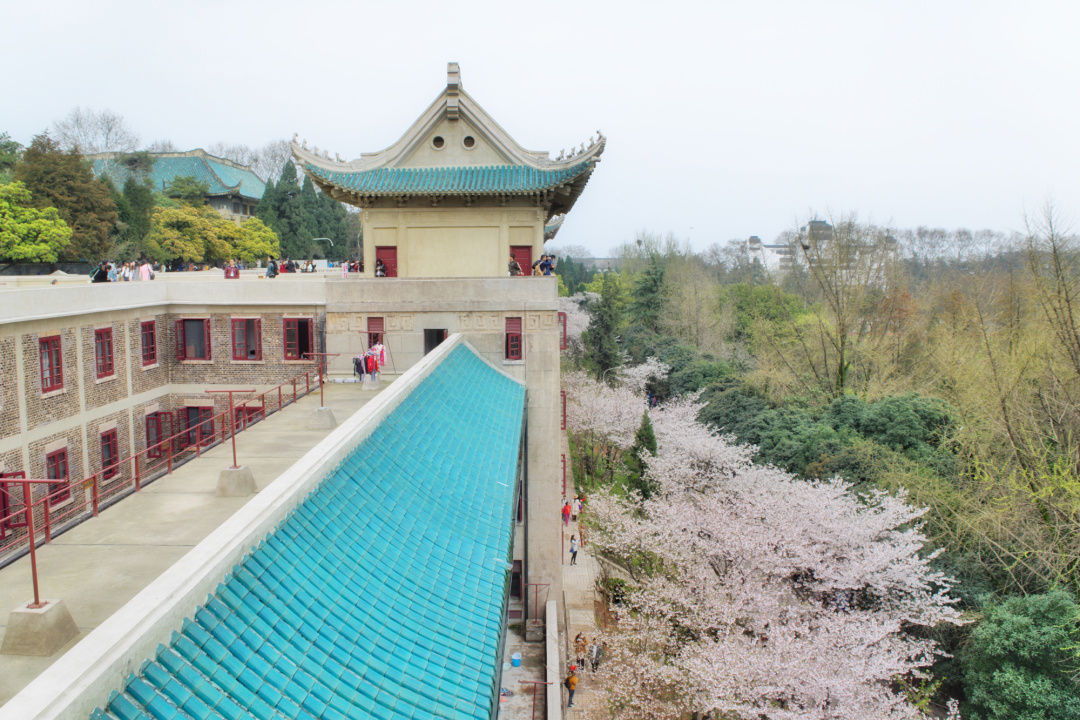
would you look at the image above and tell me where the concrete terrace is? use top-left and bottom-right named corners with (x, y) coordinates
top-left (0, 381), bottom-right (381, 707)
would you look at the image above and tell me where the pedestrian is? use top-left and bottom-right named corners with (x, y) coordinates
top-left (569, 535), bottom-right (578, 565)
top-left (265, 256), bottom-right (278, 279)
top-left (562, 501), bottom-right (571, 526)
top-left (571, 495), bottom-right (579, 522)
top-left (91, 261), bottom-right (110, 283)
top-left (565, 667), bottom-right (578, 708)
top-left (574, 495), bottom-right (583, 520)
top-left (587, 638), bottom-right (600, 672)
top-left (224, 259), bottom-right (239, 279)
top-left (508, 254), bottom-right (522, 276)
top-left (137, 258), bottom-right (153, 281)
top-left (574, 632), bottom-right (587, 667)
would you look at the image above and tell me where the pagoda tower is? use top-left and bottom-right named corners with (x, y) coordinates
top-left (291, 63), bottom-right (605, 277)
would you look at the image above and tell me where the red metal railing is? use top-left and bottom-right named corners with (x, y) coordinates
top-left (0, 366), bottom-right (322, 568)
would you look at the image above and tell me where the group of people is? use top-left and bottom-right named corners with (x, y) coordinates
top-left (565, 634), bottom-right (605, 708)
top-left (91, 259), bottom-right (157, 283)
top-left (508, 254), bottom-right (557, 276)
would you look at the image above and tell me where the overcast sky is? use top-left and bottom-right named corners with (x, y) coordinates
top-left (5, 0), bottom-right (1079, 257)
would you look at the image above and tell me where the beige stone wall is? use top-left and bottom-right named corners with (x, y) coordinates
top-left (361, 207), bottom-right (545, 278)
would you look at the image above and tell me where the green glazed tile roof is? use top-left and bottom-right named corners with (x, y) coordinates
top-left (91, 153), bottom-right (266, 201)
top-left (91, 343), bottom-right (525, 720)
top-left (305, 160), bottom-right (594, 196)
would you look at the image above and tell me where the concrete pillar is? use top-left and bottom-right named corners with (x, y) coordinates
top-left (216, 465), bottom-right (255, 496)
top-left (1, 599), bottom-right (79, 656)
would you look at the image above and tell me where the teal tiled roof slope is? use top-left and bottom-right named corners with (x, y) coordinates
top-left (92, 344), bottom-right (525, 720)
top-left (305, 160), bottom-right (594, 196)
top-left (91, 152), bottom-right (266, 201)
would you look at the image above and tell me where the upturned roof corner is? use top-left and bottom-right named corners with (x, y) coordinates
top-left (289, 64), bottom-right (605, 220)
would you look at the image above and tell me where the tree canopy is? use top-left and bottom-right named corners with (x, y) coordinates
top-left (14, 134), bottom-right (117, 261)
top-left (0, 181), bottom-right (72, 262)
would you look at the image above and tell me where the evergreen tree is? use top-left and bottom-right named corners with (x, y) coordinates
top-left (14, 134), bottom-right (117, 261)
top-left (165, 175), bottom-right (210, 205)
top-left (587, 271), bottom-right (624, 380)
top-left (628, 410), bottom-right (659, 499)
top-left (628, 258), bottom-right (667, 334)
top-left (255, 176), bottom-right (279, 229)
top-left (316, 187), bottom-right (349, 261)
top-left (122, 177), bottom-right (154, 248)
top-left (266, 161), bottom-right (315, 260)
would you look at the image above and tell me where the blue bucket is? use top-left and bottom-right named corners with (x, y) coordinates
top-left (511, 652), bottom-right (522, 667)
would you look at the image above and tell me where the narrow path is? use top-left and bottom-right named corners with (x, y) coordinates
top-left (560, 512), bottom-right (604, 718)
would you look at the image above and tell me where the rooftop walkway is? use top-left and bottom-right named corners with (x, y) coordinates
top-left (0, 382), bottom-right (378, 707)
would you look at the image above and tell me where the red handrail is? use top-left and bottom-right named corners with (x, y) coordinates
top-left (0, 367), bottom-right (320, 565)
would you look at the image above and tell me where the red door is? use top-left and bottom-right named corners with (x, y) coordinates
top-left (511, 246), bottom-right (532, 276)
top-left (375, 247), bottom-right (398, 277)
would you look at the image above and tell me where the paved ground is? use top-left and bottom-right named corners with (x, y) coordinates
top-left (0, 381), bottom-right (381, 707)
top-left (560, 511), bottom-right (604, 719)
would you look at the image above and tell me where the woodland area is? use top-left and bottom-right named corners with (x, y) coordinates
top-left (0, 107), bottom-right (358, 266)
top-left (556, 215), bottom-right (1080, 719)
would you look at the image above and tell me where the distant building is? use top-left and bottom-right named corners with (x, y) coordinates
top-left (747, 235), bottom-right (795, 274)
top-left (88, 149), bottom-right (266, 225)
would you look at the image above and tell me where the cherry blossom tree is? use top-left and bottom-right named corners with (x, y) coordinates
top-left (620, 356), bottom-right (670, 395)
top-left (559, 293), bottom-right (593, 356)
top-left (563, 370), bottom-right (644, 485)
top-left (584, 393), bottom-right (965, 719)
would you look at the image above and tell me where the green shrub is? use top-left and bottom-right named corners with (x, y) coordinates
top-left (960, 591), bottom-right (1080, 720)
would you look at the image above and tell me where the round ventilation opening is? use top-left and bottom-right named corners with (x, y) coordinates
top-left (463, 136), bottom-right (476, 149)
top-left (432, 136), bottom-right (445, 149)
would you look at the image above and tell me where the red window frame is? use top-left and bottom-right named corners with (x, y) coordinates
top-left (367, 317), bottom-right (384, 348)
top-left (100, 429), bottom-right (119, 479)
top-left (234, 404), bottom-right (263, 432)
top-left (561, 390), bottom-right (567, 430)
top-left (284, 318), bottom-right (314, 360)
top-left (0, 471), bottom-right (28, 539)
top-left (141, 320), bottom-right (157, 366)
top-left (39, 335), bottom-right (63, 392)
top-left (46, 448), bottom-right (70, 506)
top-left (95, 327), bottom-right (114, 378)
top-left (145, 411), bottom-right (171, 459)
top-left (231, 318), bottom-right (262, 361)
top-left (182, 407), bottom-right (214, 448)
top-left (558, 311), bottom-right (567, 351)
top-left (505, 317), bottom-right (523, 360)
top-left (175, 318), bottom-right (212, 361)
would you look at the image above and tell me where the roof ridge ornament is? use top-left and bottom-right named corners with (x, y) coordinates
top-left (446, 62), bottom-right (461, 121)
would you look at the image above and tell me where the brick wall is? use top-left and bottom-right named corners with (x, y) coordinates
top-left (129, 315), bottom-right (170, 396)
top-left (27, 427), bottom-right (85, 532)
top-left (83, 321), bottom-right (129, 411)
top-left (0, 448), bottom-right (27, 546)
top-left (85, 410), bottom-right (132, 503)
top-left (24, 327), bottom-right (81, 431)
top-left (0, 337), bottom-right (19, 439)
top-left (169, 312), bottom-right (324, 387)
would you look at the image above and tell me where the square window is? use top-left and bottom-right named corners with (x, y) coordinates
top-left (95, 328), bottom-right (114, 378)
top-left (46, 449), bottom-right (69, 506)
top-left (505, 317), bottom-right (522, 360)
top-left (176, 319), bottom-right (211, 361)
top-left (39, 335), bottom-right (63, 392)
top-left (141, 321), bottom-right (157, 366)
top-left (284, 318), bottom-right (314, 360)
top-left (101, 429), bottom-right (119, 479)
top-left (232, 318), bottom-right (262, 361)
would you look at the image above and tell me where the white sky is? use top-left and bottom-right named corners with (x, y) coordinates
top-left (5, 0), bottom-right (1079, 257)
